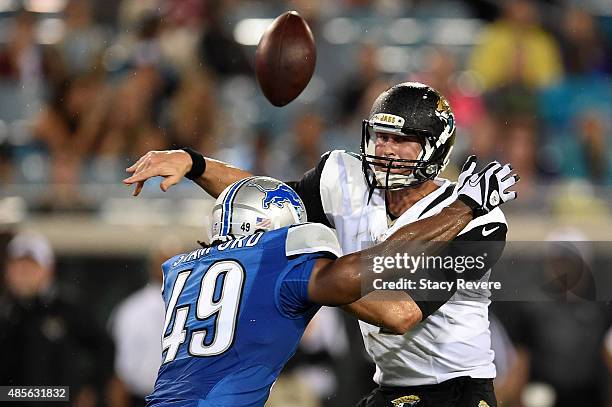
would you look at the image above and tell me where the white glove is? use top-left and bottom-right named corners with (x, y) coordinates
top-left (455, 155), bottom-right (520, 217)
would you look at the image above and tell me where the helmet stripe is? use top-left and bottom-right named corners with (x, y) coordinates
top-left (220, 177), bottom-right (254, 237)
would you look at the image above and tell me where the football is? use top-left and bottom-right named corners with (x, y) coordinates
top-left (255, 11), bottom-right (316, 107)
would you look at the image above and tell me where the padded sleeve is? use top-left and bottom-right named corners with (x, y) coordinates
top-left (286, 152), bottom-right (332, 227)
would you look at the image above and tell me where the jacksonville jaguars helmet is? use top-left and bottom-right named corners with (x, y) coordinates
top-left (361, 82), bottom-right (456, 190)
top-left (209, 176), bottom-right (307, 243)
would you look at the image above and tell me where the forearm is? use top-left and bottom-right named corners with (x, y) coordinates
top-left (194, 158), bottom-right (253, 198)
top-left (345, 201), bottom-right (472, 298)
top-left (309, 200), bottom-right (472, 305)
top-left (342, 291), bottom-right (422, 334)
top-left (387, 200), bottom-right (473, 242)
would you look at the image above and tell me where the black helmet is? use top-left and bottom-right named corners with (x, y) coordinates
top-left (360, 82), bottom-right (456, 190)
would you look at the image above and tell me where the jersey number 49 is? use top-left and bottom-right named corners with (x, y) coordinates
top-left (161, 261), bottom-right (246, 363)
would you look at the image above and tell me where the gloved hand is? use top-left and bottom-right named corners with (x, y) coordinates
top-left (455, 155), bottom-right (520, 217)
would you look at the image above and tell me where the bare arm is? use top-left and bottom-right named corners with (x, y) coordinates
top-left (307, 200), bottom-right (472, 307)
top-left (123, 150), bottom-right (332, 227)
top-left (341, 291), bottom-right (421, 335)
top-left (339, 198), bottom-right (511, 333)
top-left (193, 157), bottom-right (253, 197)
top-left (339, 208), bottom-right (462, 334)
top-left (123, 150), bottom-right (251, 197)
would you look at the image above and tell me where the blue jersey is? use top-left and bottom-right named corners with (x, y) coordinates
top-left (146, 223), bottom-right (341, 407)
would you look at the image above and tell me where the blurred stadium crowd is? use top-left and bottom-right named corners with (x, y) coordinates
top-left (0, 0), bottom-right (610, 210)
top-left (1, 0), bottom-right (612, 406)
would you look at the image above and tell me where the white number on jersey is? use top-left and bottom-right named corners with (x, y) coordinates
top-left (161, 261), bottom-right (245, 363)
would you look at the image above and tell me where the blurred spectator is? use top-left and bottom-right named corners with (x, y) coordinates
top-left (469, 0), bottom-right (563, 90)
top-left (251, 126), bottom-right (274, 176)
top-left (296, 307), bottom-right (349, 405)
top-left (0, 10), bottom-right (65, 86)
top-left (500, 117), bottom-right (539, 197)
top-left (462, 114), bottom-right (499, 166)
top-left (102, 11), bottom-right (180, 161)
top-left (198, 2), bottom-right (251, 78)
top-left (414, 47), bottom-right (487, 131)
top-left (0, 141), bottom-right (12, 185)
top-left (472, 0), bottom-right (554, 196)
top-left (34, 73), bottom-right (108, 161)
top-left (58, 0), bottom-right (107, 76)
top-left (292, 111), bottom-right (325, 175)
top-left (538, 76), bottom-right (612, 185)
top-left (118, 0), bottom-right (162, 30)
top-left (490, 313), bottom-right (528, 407)
top-left (272, 111), bottom-right (325, 180)
top-left (107, 237), bottom-right (184, 407)
top-left (558, 8), bottom-right (611, 77)
top-left (484, 78), bottom-right (541, 195)
top-left (158, 0), bottom-right (206, 72)
top-left (336, 44), bottom-right (380, 123)
top-left (167, 69), bottom-right (220, 154)
top-left (269, 307), bottom-right (352, 407)
top-left (0, 232), bottom-right (114, 407)
top-left (605, 326), bottom-right (612, 406)
top-left (114, 5), bottom-right (169, 71)
top-left (575, 112), bottom-right (609, 184)
top-left (497, 232), bottom-right (610, 407)
top-left (131, 11), bottom-right (164, 68)
top-left (162, 0), bottom-right (207, 28)
top-left (266, 374), bottom-right (319, 407)
top-left (101, 66), bottom-right (168, 160)
top-left (33, 72), bottom-right (110, 208)
top-left (0, 231), bottom-right (15, 293)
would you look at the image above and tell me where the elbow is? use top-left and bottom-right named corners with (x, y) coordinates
top-left (385, 306), bottom-right (423, 335)
top-left (387, 314), bottom-right (420, 335)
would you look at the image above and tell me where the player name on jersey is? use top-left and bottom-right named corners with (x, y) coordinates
top-left (171, 233), bottom-right (264, 268)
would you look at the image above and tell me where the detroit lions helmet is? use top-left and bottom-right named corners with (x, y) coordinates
top-left (210, 176), bottom-right (307, 243)
top-left (361, 82), bottom-right (456, 190)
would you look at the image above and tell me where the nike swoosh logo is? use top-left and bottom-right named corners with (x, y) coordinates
top-left (482, 226), bottom-right (500, 237)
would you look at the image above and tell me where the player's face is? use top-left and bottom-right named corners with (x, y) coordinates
top-left (5, 257), bottom-right (51, 299)
top-left (373, 132), bottom-right (423, 174)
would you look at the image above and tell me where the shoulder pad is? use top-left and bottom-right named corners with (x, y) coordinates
top-left (326, 149), bottom-right (360, 162)
top-left (161, 256), bottom-right (177, 272)
top-left (162, 251), bottom-right (194, 271)
top-left (285, 223), bottom-right (342, 258)
top-left (343, 150), bottom-right (361, 160)
top-left (319, 150), bottom-right (369, 225)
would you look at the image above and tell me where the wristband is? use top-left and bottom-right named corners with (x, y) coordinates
top-left (181, 148), bottom-right (206, 180)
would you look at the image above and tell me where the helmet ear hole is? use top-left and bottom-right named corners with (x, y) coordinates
top-left (425, 164), bottom-right (438, 175)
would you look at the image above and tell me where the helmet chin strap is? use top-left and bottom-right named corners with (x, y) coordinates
top-left (209, 233), bottom-right (235, 243)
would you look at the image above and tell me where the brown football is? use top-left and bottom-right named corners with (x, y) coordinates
top-left (255, 11), bottom-right (316, 107)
